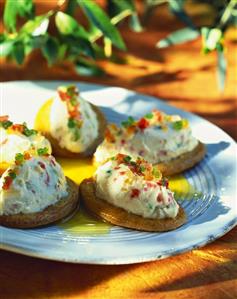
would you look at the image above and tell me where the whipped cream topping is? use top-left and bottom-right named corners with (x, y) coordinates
top-left (50, 86), bottom-right (99, 153)
top-left (0, 118), bottom-right (51, 165)
top-left (0, 153), bottom-right (68, 215)
top-left (95, 155), bottom-right (179, 219)
top-left (94, 110), bottom-right (198, 164)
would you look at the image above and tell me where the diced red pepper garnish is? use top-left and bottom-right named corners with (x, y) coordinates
top-left (115, 153), bottom-right (128, 164)
top-left (38, 161), bottom-right (46, 169)
top-left (147, 182), bottom-right (155, 188)
top-left (2, 176), bottom-right (13, 190)
top-left (105, 128), bottom-right (115, 143)
top-left (58, 86), bottom-right (81, 130)
top-left (137, 118), bottom-right (149, 130)
top-left (119, 171), bottom-right (126, 175)
top-left (45, 171), bottom-right (50, 186)
top-left (50, 158), bottom-right (56, 166)
top-left (157, 193), bottom-right (164, 203)
top-left (68, 109), bottom-right (78, 118)
top-left (24, 152), bottom-right (31, 160)
top-left (153, 110), bottom-right (163, 122)
top-left (12, 124), bottom-right (24, 133)
top-left (131, 188), bottom-right (140, 198)
top-left (58, 90), bottom-right (69, 102)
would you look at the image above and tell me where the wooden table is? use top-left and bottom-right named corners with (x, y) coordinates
top-left (0, 2), bottom-right (236, 298)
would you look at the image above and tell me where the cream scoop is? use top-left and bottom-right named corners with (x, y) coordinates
top-left (50, 85), bottom-right (99, 153)
top-left (0, 116), bottom-right (51, 165)
top-left (95, 154), bottom-right (179, 219)
top-left (94, 110), bottom-right (198, 165)
top-left (0, 150), bottom-right (68, 216)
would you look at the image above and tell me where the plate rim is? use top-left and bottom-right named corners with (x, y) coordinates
top-left (1, 80), bottom-right (237, 264)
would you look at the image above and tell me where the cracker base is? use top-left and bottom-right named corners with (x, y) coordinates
top-left (0, 177), bottom-right (79, 228)
top-left (80, 179), bottom-right (186, 232)
top-left (155, 142), bottom-right (206, 176)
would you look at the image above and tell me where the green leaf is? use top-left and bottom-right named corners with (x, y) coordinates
top-left (29, 35), bottom-right (48, 49)
top-left (217, 50), bottom-right (226, 92)
top-left (78, 0), bottom-right (126, 50)
top-left (3, 0), bottom-right (34, 32)
top-left (58, 44), bottom-right (68, 61)
top-left (3, 0), bottom-right (18, 32)
top-left (75, 58), bottom-right (104, 76)
top-left (201, 27), bottom-right (223, 52)
top-left (108, 0), bottom-right (134, 17)
top-left (55, 12), bottom-right (89, 39)
top-left (23, 35), bottom-right (47, 55)
top-left (12, 40), bottom-right (25, 64)
top-left (0, 39), bottom-right (15, 57)
top-left (64, 35), bottom-right (95, 59)
top-left (20, 13), bottom-right (51, 36)
top-left (129, 13), bottom-right (143, 32)
top-left (169, 0), bottom-right (195, 29)
top-left (17, 0), bottom-right (35, 18)
top-left (65, 0), bottom-right (78, 16)
top-left (104, 37), bottom-right (112, 57)
top-left (107, 0), bottom-right (143, 32)
top-left (156, 27), bottom-right (199, 48)
top-left (42, 36), bottom-right (59, 65)
top-left (169, 0), bottom-right (185, 12)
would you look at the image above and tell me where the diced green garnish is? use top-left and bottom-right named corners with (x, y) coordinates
top-left (70, 97), bottom-right (78, 106)
top-left (121, 116), bottom-right (135, 128)
top-left (124, 156), bottom-right (132, 163)
top-left (8, 171), bottom-right (17, 179)
top-left (140, 165), bottom-right (146, 172)
top-left (145, 113), bottom-right (153, 119)
top-left (23, 128), bottom-right (37, 136)
top-left (73, 129), bottom-right (80, 141)
top-left (147, 203), bottom-right (153, 210)
top-left (15, 153), bottom-right (24, 164)
top-left (67, 118), bottom-right (77, 128)
top-left (1, 120), bottom-right (13, 129)
top-left (37, 147), bottom-right (48, 156)
top-left (152, 166), bottom-right (161, 178)
top-left (172, 119), bottom-right (189, 130)
top-left (106, 170), bottom-right (112, 174)
top-left (66, 85), bottom-right (78, 97)
top-left (22, 123), bottom-right (37, 136)
top-left (172, 120), bottom-right (183, 131)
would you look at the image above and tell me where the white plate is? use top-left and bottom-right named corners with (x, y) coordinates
top-left (1, 81), bottom-right (236, 264)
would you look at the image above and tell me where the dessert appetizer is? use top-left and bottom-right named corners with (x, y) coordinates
top-left (0, 116), bottom-right (51, 175)
top-left (0, 148), bottom-right (79, 228)
top-left (80, 154), bottom-right (186, 232)
top-left (35, 85), bottom-right (106, 158)
top-left (94, 110), bottom-right (206, 175)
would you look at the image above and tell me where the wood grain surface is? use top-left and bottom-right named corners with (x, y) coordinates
top-left (0, 1), bottom-right (236, 299)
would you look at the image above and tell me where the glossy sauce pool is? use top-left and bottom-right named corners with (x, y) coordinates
top-left (58, 158), bottom-right (196, 235)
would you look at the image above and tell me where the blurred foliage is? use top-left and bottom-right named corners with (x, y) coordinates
top-left (0, 0), bottom-right (142, 76)
top-left (0, 0), bottom-right (236, 89)
top-left (148, 0), bottom-right (237, 90)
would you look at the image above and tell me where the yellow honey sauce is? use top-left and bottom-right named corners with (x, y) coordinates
top-left (58, 157), bottom-right (111, 235)
top-left (57, 158), bottom-right (199, 236)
